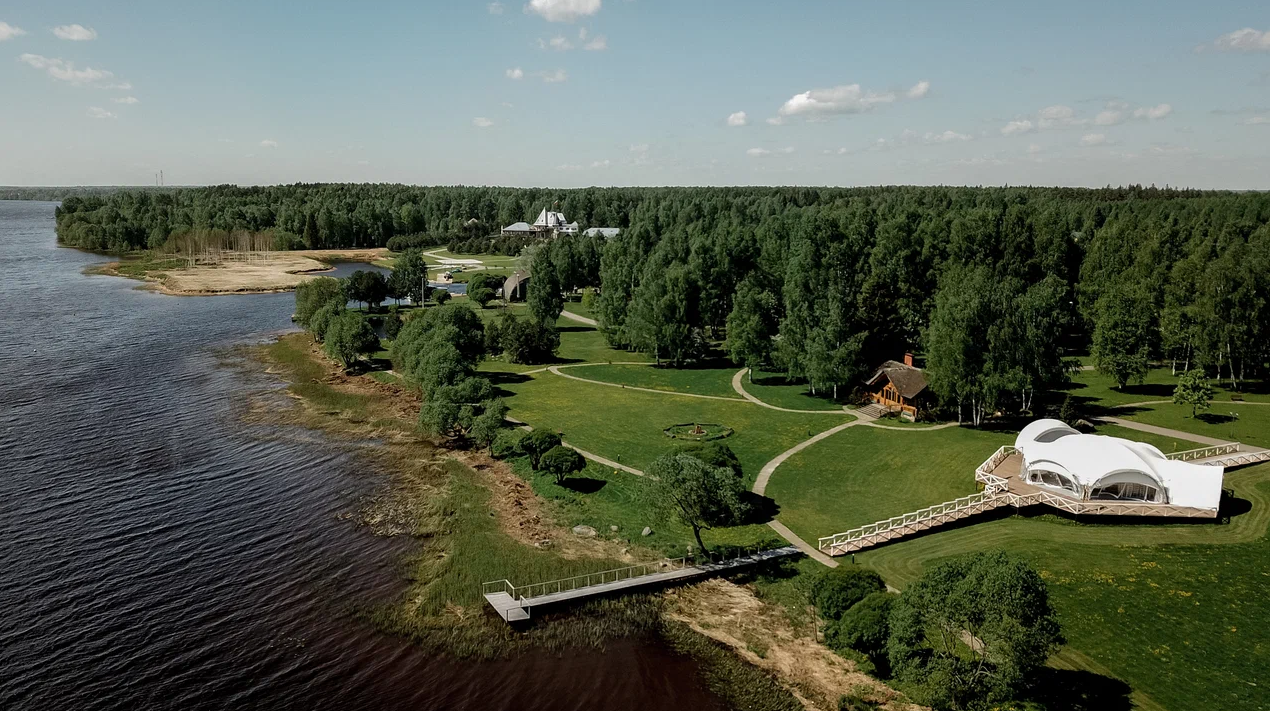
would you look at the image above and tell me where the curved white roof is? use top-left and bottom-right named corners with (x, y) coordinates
top-left (1014, 419), bottom-right (1224, 510)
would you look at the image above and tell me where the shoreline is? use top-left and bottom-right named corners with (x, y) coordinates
top-left (249, 331), bottom-right (918, 711)
top-left (82, 248), bottom-right (390, 296)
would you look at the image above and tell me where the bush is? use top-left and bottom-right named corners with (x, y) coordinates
top-left (830, 592), bottom-right (895, 660)
top-left (811, 567), bottom-right (886, 621)
top-left (385, 233), bottom-right (443, 252)
top-left (433, 288), bottom-right (451, 306)
top-left (309, 301), bottom-right (345, 343)
top-left (522, 430), bottom-right (562, 469)
top-left (675, 441), bottom-right (743, 478)
top-left (491, 429), bottom-right (526, 459)
top-left (294, 277), bottom-right (346, 329)
top-left (323, 311), bottom-right (380, 368)
top-left (383, 312), bottom-right (403, 340)
top-left (470, 286), bottom-right (496, 308)
top-left (271, 230), bottom-right (306, 251)
top-left (540, 445), bottom-right (586, 484)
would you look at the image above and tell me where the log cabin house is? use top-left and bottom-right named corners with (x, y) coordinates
top-left (864, 353), bottom-right (929, 421)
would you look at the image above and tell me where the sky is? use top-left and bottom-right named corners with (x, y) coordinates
top-left (1, 0), bottom-right (1268, 188)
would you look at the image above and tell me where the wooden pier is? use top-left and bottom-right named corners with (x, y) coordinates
top-left (482, 546), bottom-right (801, 623)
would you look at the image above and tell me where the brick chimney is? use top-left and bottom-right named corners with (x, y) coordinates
top-left (903, 352), bottom-right (915, 367)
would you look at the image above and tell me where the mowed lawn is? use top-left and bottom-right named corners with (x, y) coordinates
top-left (856, 466), bottom-right (1270, 711)
top-left (767, 425), bottom-right (1013, 542)
top-left (500, 373), bottom-right (851, 483)
top-left (571, 363), bottom-right (744, 400)
top-left (746, 369), bottom-right (846, 412)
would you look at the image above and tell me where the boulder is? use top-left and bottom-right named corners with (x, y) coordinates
top-left (609, 525), bottom-right (619, 532)
top-left (641, 526), bottom-right (653, 537)
top-left (572, 525), bottom-right (598, 537)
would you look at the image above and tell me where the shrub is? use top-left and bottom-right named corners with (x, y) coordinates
top-left (491, 429), bottom-right (526, 459)
top-left (831, 591), bottom-right (895, 660)
top-left (811, 567), bottom-right (886, 621)
top-left (540, 445), bottom-right (586, 484)
top-left (521, 430), bottom-right (562, 469)
top-left (383, 312), bottom-right (403, 340)
top-left (675, 441), bottom-right (743, 478)
top-left (294, 277), bottom-right (346, 329)
top-left (433, 288), bottom-right (451, 306)
top-left (308, 301), bottom-right (345, 343)
top-left (323, 311), bottom-right (380, 368)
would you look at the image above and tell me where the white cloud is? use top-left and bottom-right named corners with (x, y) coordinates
top-left (506, 67), bottom-right (524, 80)
top-left (1080, 133), bottom-right (1109, 146)
top-left (1212, 28), bottom-right (1270, 52)
top-left (1037, 105), bottom-right (1084, 129)
top-left (907, 80), bottom-right (930, 99)
top-left (765, 116), bottom-right (784, 126)
top-left (526, 0), bottom-right (601, 23)
top-left (472, 117), bottom-right (494, 128)
top-left (726, 111), bottom-right (748, 127)
top-left (1027, 144), bottom-right (1042, 154)
top-left (0, 22), bottom-right (27, 41)
top-left (924, 130), bottom-right (971, 143)
top-left (583, 34), bottom-right (607, 50)
top-left (629, 143), bottom-right (651, 165)
top-left (1001, 119), bottom-right (1035, 135)
top-left (746, 148), bottom-right (771, 157)
top-left (1133, 103), bottom-right (1172, 120)
top-left (556, 163), bottom-right (583, 171)
top-left (112, 96), bottom-right (139, 104)
top-left (19, 53), bottom-right (122, 87)
top-left (1094, 109), bottom-right (1124, 126)
top-left (536, 68), bottom-right (567, 83)
top-left (488, 2), bottom-right (505, 14)
top-left (260, 139), bottom-right (278, 148)
top-left (590, 159), bottom-right (611, 168)
top-left (779, 82), bottom-right (907, 118)
top-left (544, 35), bottom-right (573, 50)
top-left (1245, 116), bottom-right (1270, 125)
top-left (86, 106), bottom-right (116, 119)
top-left (53, 24), bottom-right (97, 41)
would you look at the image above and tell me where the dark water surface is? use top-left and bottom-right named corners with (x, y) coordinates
top-left (0, 202), bottom-right (723, 711)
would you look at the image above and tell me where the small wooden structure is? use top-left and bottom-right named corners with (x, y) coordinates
top-left (864, 354), bottom-right (928, 421)
top-left (482, 546), bottom-right (800, 623)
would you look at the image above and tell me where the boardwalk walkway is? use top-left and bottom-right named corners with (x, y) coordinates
top-left (483, 546), bottom-right (801, 622)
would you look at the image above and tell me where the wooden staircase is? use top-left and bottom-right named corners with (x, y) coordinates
top-left (856, 403), bottom-right (890, 419)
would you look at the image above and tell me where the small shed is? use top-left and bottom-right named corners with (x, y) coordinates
top-left (503, 269), bottom-right (531, 301)
top-left (864, 353), bottom-right (929, 420)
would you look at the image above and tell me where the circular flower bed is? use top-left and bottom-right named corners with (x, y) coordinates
top-left (663, 422), bottom-right (734, 441)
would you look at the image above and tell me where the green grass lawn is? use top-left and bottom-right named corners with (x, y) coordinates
top-left (745, 369), bottom-right (846, 411)
top-left (767, 425), bottom-right (1013, 542)
top-left (1062, 365), bottom-right (1270, 409)
top-left (561, 300), bottom-right (594, 321)
top-left (1117, 402), bottom-right (1270, 449)
top-left (508, 456), bottom-right (783, 556)
top-left (569, 363), bottom-right (743, 400)
top-left (854, 466), bottom-right (1270, 711)
top-left (498, 373), bottom-right (850, 484)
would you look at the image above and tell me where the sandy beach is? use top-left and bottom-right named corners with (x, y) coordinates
top-left (90, 249), bottom-right (390, 295)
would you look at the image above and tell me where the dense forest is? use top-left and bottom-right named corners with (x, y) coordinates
top-left (51, 184), bottom-right (1270, 420)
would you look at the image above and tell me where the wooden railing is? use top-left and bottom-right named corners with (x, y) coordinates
top-left (818, 490), bottom-right (1002, 554)
top-left (1166, 443), bottom-right (1240, 462)
top-left (482, 545), bottom-right (776, 601)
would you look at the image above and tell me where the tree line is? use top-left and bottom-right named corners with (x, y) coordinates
top-left (55, 183), bottom-right (1270, 418)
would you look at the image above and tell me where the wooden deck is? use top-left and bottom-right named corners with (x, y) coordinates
top-left (482, 546), bottom-right (801, 623)
top-left (819, 442), bottom-right (1252, 557)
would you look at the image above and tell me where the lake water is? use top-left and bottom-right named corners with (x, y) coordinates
top-left (0, 201), bottom-right (723, 711)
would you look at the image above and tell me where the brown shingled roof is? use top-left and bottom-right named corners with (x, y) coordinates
top-left (864, 360), bottom-right (929, 399)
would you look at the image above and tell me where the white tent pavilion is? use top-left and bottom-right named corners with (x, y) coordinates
top-left (1013, 419), bottom-right (1224, 511)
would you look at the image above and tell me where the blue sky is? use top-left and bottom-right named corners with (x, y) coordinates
top-left (1, 0), bottom-right (1268, 187)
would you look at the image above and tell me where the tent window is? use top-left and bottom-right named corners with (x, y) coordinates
top-left (1027, 468), bottom-right (1080, 496)
top-left (1091, 482), bottom-right (1160, 503)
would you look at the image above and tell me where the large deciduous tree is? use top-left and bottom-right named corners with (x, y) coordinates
top-left (1092, 281), bottom-right (1155, 389)
top-left (888, 550), bottom-right (1063, 710)
top-left (725, 278), bottom-right (779, 381)
top-left (646, 452), bottom-right (749, 552)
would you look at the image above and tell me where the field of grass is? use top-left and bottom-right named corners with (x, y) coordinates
top-left (854, 466), bottom-right (1270, 711)
top-left (768, 425), bottom-right (1012, 542)
top-left (745, 370), bottom-right (846, 411)
top-left (561, 300), bottom-right (594, 321)
top-left (1119, 403), bottom-right (1270, 449)
top-left (508, 456), bottom-right (783, 555)
top-left (500, 371), bottom-right (850, 483)
top-left (570, 363), bottom-right (744, 400)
